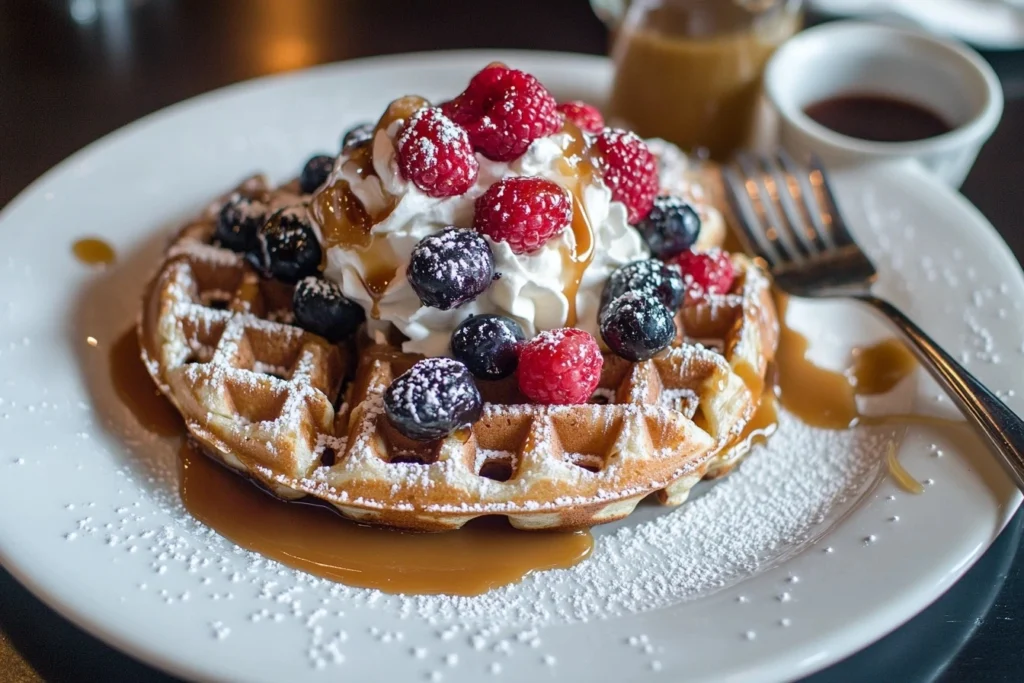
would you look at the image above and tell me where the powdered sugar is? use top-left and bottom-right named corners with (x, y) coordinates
top-left (67, 408), bottom-right (887, 659)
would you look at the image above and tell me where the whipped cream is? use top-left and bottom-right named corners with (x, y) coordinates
top-left (321, 120), bottom-right (716, 357)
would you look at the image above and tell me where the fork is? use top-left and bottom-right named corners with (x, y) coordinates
top-left (722, 150), bottom-right (1024, 491)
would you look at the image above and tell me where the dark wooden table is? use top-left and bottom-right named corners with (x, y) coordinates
top-left (1, 1), bottom-right (1022, 681)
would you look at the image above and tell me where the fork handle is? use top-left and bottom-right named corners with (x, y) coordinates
top-left (857, 295), bottom-right (1024, 491)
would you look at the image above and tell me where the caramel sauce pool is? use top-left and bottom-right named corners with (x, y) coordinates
top-left (109, 327), bottom-right (591, 595)
top-left (72, 237), bottom-right (116, 266)
top-left (179, 441), bottom-right (592, 596)
top-left (774, 296), bottom-right (920, 429)
top-left (109, 328), bottom-right (183, 437)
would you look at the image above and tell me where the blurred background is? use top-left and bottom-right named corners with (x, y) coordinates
top-left (1, 1), bottom-right (1022, 681)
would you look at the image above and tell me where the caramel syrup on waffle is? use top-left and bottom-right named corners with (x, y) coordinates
top-left (72, 238), bottom-right (116, 266)
top-left (179, 440), bottom-right (592, 596)
top-left (312, 176), bottom-right (395, 319)
top-left (556, 120), bottom-right (597, 328)
top-left (109, 327), bottom-right (592, 595)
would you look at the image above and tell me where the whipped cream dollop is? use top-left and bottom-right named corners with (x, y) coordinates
top-left (320, 120), bottom-right (713, 357)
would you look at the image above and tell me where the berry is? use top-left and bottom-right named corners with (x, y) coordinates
top-left (396, 107), bottom-right (479, 198)
top-left (600, 293), bottom-right (675, 362)
top-left (674, 248), bottom-right (736, 305)
top-left (299, 154), bottom-right (335, 194)
top-left (292, 276), bottom-right (365, 343)
top-left (443, 65), bottom-right (561, 162)
top-left (215, 193), bottom-right (267, 254)
top-left (594, 128), bottom-right (659, 224)
top-left (556, 100), bottom-right (604, 133)
top-left (636, 195), bottom-right (702, 259)
top-left (407, 228), bottom-right (494, 310)
top-left (451, 315), bottom-right (525, 381)
top-left (473, 177), bottom-right (571, 255)
top-left (602, 259), bottom-right (686, 311)
top-left (384, 358), bottom-right (483, 441)
top-left (250, 207), bottom-right (323, 283)
top-left (341, 122), bottom-right (374, 153)
top-left (517, 329), bottom-right (603, 405)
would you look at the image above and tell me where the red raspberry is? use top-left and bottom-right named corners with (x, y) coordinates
top-left (473, 177), bottom-right (572, 255)
top-left (443, 65), bottom-right (561, 162)
top-left (594, 128), bottom-right (659, 224)
top-left (556, 100), bottom-right (604, 134)
top-left (517, 329), bottom-right (604, 405)
top-left (674, 248), bottom-right (736, 305)
top-left (396, 107), bottom-right (479, 198)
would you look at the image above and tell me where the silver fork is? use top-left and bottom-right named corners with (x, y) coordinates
top-left (723, 150), bottom-right (1024, 491)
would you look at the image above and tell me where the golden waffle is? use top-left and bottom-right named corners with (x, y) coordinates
top-left (141, 177), bottom-right (778, 532)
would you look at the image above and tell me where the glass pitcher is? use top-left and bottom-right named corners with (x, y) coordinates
top-left (595, 0), bottom-right (803, 159)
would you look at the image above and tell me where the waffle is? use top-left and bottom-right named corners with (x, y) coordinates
top-left (141, 176), bottom-right (778, 532)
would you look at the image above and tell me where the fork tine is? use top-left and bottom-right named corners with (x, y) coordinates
top-left (771, 150), bottom-right (827, 255)
top-left (777, 149), bottom-right (836, 251)
top-left (809, 154), bottom-right (858, 248)
top-left (722, 165), bottom-right (783, 269)
top-left (736, 152), bottom-right (806, 266)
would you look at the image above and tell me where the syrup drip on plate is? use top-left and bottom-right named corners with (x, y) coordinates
top-left (72, 237), bottom-right (116, 266)
top-left (108, 330), bottom-right (592, 595)
top-left (556, 120), bottom-right (597, 328)
top-left (886, 442), bottom-right (925, 494)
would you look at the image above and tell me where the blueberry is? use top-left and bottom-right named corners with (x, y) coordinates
top-left (599, 292), bottom-right (676, 362)
top-left (408, 228), bottom-right (494, 310)
top-left (292, 276), bottom-right (365, 343)
top-left (602, 259), bottom-right (686, 312)
top-left (299, 154), bottom-right (335, 194)
top-left (215, 193), bottom-right (267, 253)
top-left (250, 207), bottom-right (323, 283)
top-left (384, 358), bottom-right (483, 441)
top-left (635, 195), bottom-right (702, 259)
top-left (341, 122), bottom-right (374, 153)
top-left (451, 315), bottom-right (525, 380)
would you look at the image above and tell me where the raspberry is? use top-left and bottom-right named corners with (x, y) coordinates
top-left (674, 248), bottom-right (736, 305)
top-left (556, 100), bottom-right (604, 133)
top-left (443, 65), bottom-right (561, 162)
top-left (396, 107), bottom-right (479, 198)
top-left (594, 128), bottom-right (660, 224)
top-left (473, 177), bottom-right (571, 255)
top-left (517, 329), bottom-right (604, 405)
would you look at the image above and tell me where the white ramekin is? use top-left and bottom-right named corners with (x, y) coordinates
top-left (764, 20), bottom-right (1004, 187)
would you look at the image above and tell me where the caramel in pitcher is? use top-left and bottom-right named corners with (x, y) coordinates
top-left (608, 0), bottom-right (801, 159)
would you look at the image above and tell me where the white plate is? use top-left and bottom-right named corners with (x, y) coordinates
top-left (0, 51), bottom-right (1021, 683)
top-left (809, 0), bottom-right (1024, 50)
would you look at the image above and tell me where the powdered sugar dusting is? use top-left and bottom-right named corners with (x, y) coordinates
top-left (65, 409), bottom-right (886, 674)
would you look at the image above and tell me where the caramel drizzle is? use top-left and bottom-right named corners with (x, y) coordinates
top-left (555, 120), bottom-right (598, 328)
top-left (309, 96), bottom-right (431, 319)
